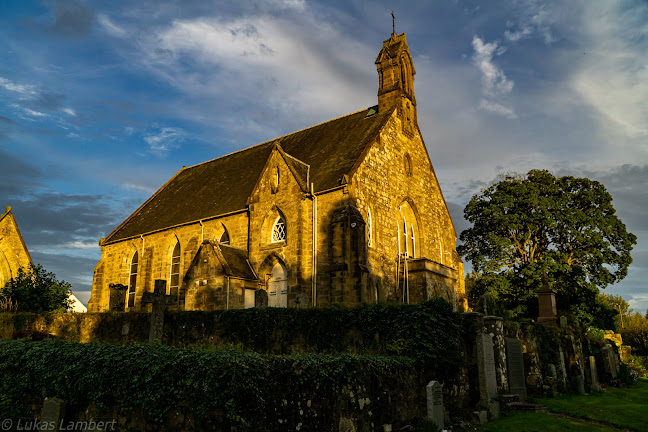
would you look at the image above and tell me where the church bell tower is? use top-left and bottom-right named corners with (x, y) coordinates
top-left (375, 32), bottom-right (417, 134)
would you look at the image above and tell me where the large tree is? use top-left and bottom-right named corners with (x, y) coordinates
top-left (458, 169), bottom-right (636, 325)
top-left (0, 264), bottom-right (71, 313)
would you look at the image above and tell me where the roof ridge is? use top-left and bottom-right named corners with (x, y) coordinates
top-left (184, 106), bottom-right (375, 171)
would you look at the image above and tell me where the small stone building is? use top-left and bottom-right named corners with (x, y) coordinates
top-left (0, 206), bottom-right (32, 289)
top-left (88, 32), bottom-right (466, 312)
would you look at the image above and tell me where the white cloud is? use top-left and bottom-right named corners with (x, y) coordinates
top-left (0, 76), bottom-right (37, 97)
top-left (143, 126), bottom-right (185, 156)
top-left (136, 12), bottom-right (375, 137)
top-left (478, 99), bottom-right (517, 119)
top-left (569, 3), bottom-right (648, 139)
top-left (472, 36), bottom-right (514, 97)
top-left (471, 36), bottom-right (515, 118)
top-left (63, 107), bottom-right (76, 116)
top-left (97, 13), bottom-right (127, 38)
top-left (121, 182), bottom-right (156, 194)
top-left (11, 104), bottom-right (47, 119)
top-left (504, 1), bottom-right (555, 44)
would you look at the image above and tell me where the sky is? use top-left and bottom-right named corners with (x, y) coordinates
top-left (0, 0), bottom-right (646, 313)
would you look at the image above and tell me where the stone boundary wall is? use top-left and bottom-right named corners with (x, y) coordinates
top-left (0, 306), bottom-right (616, 429)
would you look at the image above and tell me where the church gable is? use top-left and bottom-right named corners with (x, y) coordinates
top-left (0, 206), bottom-right (32, 288)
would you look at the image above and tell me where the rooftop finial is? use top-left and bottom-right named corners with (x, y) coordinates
top-left (391, 11), bottom-right (395, 35)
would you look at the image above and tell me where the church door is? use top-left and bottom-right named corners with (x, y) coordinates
top-left (267, 262), bottom-right (288, 307)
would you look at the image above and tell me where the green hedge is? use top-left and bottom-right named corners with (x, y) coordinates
top-left (168, 298), bottom-right (463, 372)
top-left (0, 341), bottom-right (418, 430)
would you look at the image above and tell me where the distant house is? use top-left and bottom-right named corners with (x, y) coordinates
top-left (88, 32), bottom-right (466, 313)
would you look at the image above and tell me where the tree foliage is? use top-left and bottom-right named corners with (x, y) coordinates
top-left (0, 264), bottom-right (71, 313)
top-left (458, 169), bottom-right (636, 325)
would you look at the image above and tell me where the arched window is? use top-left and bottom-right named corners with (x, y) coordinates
top-left (219, 228), bottom-right (230, 245)
top-left (127, 251), bottom-right (138, 308)
top-left (398, 201), bottom-right (419, 259)
top-left (410, 225), bottom-right (416, 258)
top-left (404, 153), bottom-right (412, 177)
top-left (169, 242), bottom-right (180, 297)
top-left (367, 209), bottom-right (373, 247)
top-left (403, 217), bottom-right (408, 257)
top-left (272, 216), bottom-right (286, 242)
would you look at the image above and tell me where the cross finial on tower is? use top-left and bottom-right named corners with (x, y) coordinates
top-left (391, 11), bottom-right (395, 34)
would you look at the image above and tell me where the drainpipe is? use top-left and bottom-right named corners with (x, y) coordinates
top-left (311, 183), bottom-right (317, 307)
top-left (199, 220), bottom-right (204, 243)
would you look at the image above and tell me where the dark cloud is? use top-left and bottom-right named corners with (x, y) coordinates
top-left (30, 251), bottom-right (95, 305)
top-left (446, 201), bottom-right (470, 239)
top-left (51, 0), bottom-right (94, 38)
top-left (0, 147), bottom-right (42, 194)
top-left (0, 117), bottom-right (17, 141)
top-left (25, 91), bottom-right (66, 111)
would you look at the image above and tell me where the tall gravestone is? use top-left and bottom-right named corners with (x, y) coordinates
top-left (589, 356), bottom-right (601, 392)
top-left (141, 280), bottom-right (176, 344)
top-left (601, 345), bottom-right (619, 379)
top-left (426, 381), bottom-right (444, 431)
top-left (576, 375), bottom-right (586, 395)
top-left (505, 338), bottom-right (527, 399)
top-left (537, 274), bottom-right (557, 325)
top-left (477, 333), bottom-right (499, 417)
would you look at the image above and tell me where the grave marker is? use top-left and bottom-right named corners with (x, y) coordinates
top-left (255, 289), bottom-right (268, 308)
top-left (108, 283), bottom-right (127, 311)
top-left (141, 280), bottom-right (176, 344)
top-left (505, 338), bottom-right (527, 399)
top-left (576, 375), bottom-right (586, 395)
top-left (426, 381), bottom-right (444, 431)
top-left (589, 356), bottom-right (601, 392)
top-left (477, 333), bottom-right (499, 417)
top-left (41, 397), bottom-right (66, 432)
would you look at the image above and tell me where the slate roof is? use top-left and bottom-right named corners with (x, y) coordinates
top-left (217, 243), bottom-right (257, 280)
top-left (105, 106), bottom-right (392, 243)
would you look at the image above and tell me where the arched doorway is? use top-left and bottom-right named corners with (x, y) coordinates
top-left (267, 261), bottom-right (287, 308)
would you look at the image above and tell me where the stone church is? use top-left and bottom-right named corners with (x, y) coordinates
top-left (88, 32), bottom-right (466, 312)
top-left (0, 206), bottom-right (32, 290)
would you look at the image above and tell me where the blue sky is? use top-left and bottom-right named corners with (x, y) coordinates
top-left (1, 0), bottom-right (647, 313)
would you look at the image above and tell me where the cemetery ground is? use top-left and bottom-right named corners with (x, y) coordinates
top-left (462, 378), bottom-right (648, 432)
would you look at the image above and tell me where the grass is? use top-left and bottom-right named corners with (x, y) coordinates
top-left (460, 411), bottom-right (614, 432)
top-left (537, 378), bottom-right (648, 431)
top-left (460, 379), bottom-right (648, 432)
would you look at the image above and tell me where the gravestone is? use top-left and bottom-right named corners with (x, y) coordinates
top-left (505, 338), bottom-right (527, 399)
top-left (141, 280), bottom-right (176, 344)
top-left (108, 283), bottom-right (127, 311)
top-left (559, 316), bottom-right (568, 329)
top-left (576, 375), bottom-right (586, 395)
top-left (537, 274), bottom-right (557, 325)
top-left (589, 356), bottom-right (601, 392)
top-left (41, 397), bottom-right (66, 432)
top-left (426, 381), bottom-right (444, 431)
top-left (548, 364), bottom-right (557, 379)
top-left (601, 345), bottom-right (619, 379)
top-left (255, 289), bottom-right (268, 308)
top-left (477, 333), bottom-right (499, 417)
